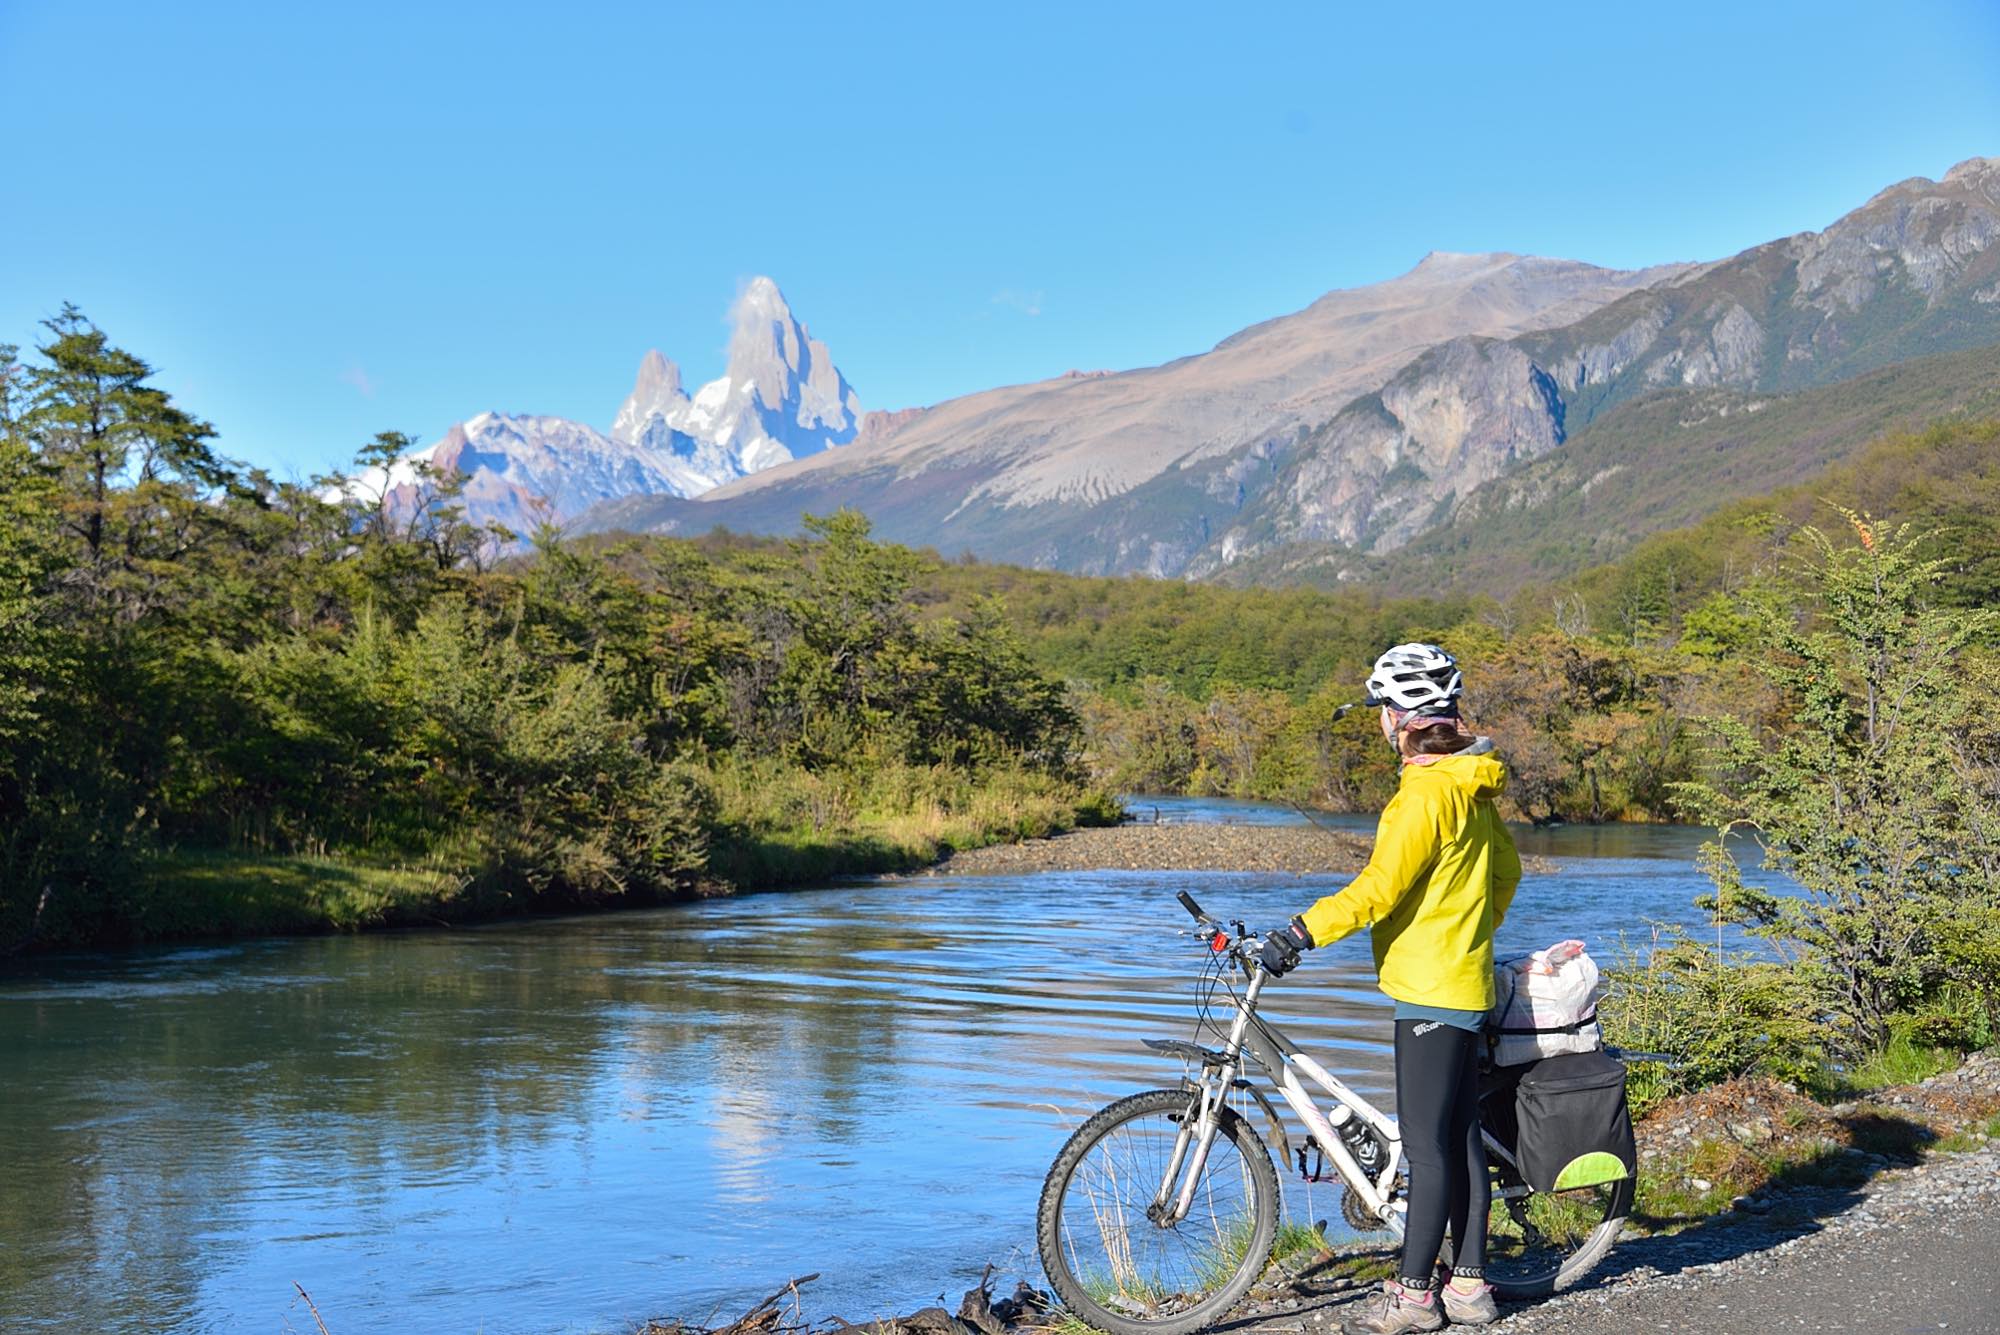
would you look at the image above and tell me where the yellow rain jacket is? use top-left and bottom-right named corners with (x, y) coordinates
top-left (1299, 750), bottom-right (1520, 1011)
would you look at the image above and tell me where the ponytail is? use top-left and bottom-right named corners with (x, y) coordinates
top-left (1405, 720), bottom-right (1472, 756)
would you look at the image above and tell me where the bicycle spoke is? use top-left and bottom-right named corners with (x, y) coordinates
top-left (1481, 1182), bottom-right (1619, 1287)
top-left (1056, 1108), bottom-right (1264, 1318)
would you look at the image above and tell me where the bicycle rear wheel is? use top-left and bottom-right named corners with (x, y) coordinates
top-left (1037, 1089), bottom-right (1279, 1335)
top-left (1476, 1174), bottom-right (1631, 1298)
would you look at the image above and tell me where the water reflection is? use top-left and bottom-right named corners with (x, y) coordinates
top-left (1, 824), bottom-right (1764, 1334)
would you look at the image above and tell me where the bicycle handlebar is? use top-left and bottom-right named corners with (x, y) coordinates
top-left (1172, 892), bottom-right (1268, 980)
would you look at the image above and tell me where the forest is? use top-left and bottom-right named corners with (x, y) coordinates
top-left (0, 310), bottom-right (1113, 949)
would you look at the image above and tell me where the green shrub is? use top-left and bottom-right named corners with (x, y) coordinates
top-left (1600, 928), bottom-right (1830, 1110)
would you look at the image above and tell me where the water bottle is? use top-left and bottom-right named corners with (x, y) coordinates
top-left (1337, 1109), bottom-right (1385, 1174)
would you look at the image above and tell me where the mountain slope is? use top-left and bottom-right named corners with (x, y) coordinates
top-left (1219, 156), bottom-right (2000, 566)
top-left (580, 252), bottom-right (1690, 570)
top-left (1212, 338), bottom-right (2000, 592)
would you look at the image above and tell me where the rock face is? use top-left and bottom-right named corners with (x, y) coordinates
top-left (396, 278), bottom-right (861, 539)
top-left (855, 406), bottom-right (926, 444)
top-left (1269, 338), bottom-right (1570, 552)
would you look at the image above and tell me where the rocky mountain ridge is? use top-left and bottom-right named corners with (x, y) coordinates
top-left (582, 158), bottom-right (2000, 583)
top-left (1210, 155), bottom-right (2000, 569)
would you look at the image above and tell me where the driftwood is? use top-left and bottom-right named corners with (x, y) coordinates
top-left (643, 1268), bottom-right (1052, 1335)
top-left (641, 1273), bottom-right (822, 1335)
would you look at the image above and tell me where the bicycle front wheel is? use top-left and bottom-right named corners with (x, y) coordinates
top-left (1037, 1089), bottom-right (1279, 1335)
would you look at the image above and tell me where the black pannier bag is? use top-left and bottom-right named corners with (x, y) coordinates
top-left (1512, 1049), bottom-right (1637, 1193)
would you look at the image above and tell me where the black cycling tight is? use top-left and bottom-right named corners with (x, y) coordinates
top-left (1393, 1018), bottom-right (1488, 1291)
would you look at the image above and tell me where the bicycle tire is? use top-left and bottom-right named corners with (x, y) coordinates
top-left (1037, 1089), bottom-right (1279, 1335)
top-left (1443, 1174), bottom-right (1632, 1300)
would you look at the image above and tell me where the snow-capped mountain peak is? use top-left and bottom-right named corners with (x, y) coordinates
top-left (392, 278), bottom-right (864, 542)
top-left (691, 276), bottom-right (862, 473)
top-left (604, 276), bottom-right (863, 486)
top-left (610, 349), bottom-right (688, 443)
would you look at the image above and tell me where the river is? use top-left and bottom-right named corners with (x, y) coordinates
top-left (0, 807), bottom-right (1781, 1334)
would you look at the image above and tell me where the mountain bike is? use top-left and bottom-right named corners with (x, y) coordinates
top-left (1035, 892), bottom-right (1637, 1335)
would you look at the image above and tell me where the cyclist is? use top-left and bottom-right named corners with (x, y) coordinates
top-left (1258, 643), bottom-right (1519, 1333)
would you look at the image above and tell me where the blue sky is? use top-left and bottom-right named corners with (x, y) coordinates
top-left (2, 0), bottom-right (1996, 477)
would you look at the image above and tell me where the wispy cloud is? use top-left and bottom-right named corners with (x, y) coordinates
top-left (991, 288), bottom-right (1044, 317)
top-left (341, 364), bottom-right (377, 398)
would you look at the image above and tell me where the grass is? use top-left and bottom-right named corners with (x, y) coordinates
top-left (30, 759), bottom-right (1119, 947)
top-left (1271, 1221), bottom-right (1330, 1263)
top-left (701, 757), bottom-right (1121, 889)
top-left (1932, 1112), bottom-right (2000, 1155)
top-left (130, 849), bottom-right (464, 939)
top-left (1048, 1317), bottom-right (1102, 1335)
top-left (1629, 1109), bottom-right (1952, 1235)
top-left (1054, 1220), bottom-right (1351, 1335)
top-left (1820, 1030), bottom-right (1962, 1097)
top-left (1504, 1186), bottom-right (1618, 1249)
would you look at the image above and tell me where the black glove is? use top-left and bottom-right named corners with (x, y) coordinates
top-left (1257, 916), bottom-right (1315, 976)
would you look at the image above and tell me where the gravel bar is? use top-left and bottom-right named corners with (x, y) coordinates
top-left (937, 824), bottom-right (1373, 875)
top-left (933, 823), bottom-right (1558, 878)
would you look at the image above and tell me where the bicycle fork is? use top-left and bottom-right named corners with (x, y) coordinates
top-left (1145, 971), bottom-right (1272, 1227)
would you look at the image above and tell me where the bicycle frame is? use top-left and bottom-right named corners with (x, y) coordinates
top-left (1153, 963), bottom-right (1531, 1235)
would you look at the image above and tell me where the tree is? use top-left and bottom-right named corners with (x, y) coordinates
top-left (1681, 511), bottom-right (2000, 1055)
top-left (0, 346), bottom-right (62, 748)
top-left (19, 306), bottom-right (227, 617)
top-left (0, 394), bottom-right (62, 763)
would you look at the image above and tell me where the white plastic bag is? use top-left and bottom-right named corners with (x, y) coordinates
top-left (1488, 939), bottom-right (1605, 1067)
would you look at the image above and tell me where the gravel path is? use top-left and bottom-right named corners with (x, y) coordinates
top-left (1241, 1143), bottom-right (2000, 1335)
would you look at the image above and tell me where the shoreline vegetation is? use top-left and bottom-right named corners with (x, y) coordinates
top-left (112, 769), bottom-right (1126, 946)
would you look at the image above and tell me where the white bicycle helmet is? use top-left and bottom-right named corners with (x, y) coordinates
top-left (1364, 642), bottom-right (1463, 713)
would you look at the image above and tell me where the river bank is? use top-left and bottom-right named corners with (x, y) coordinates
top-left (934, 821), bottom-right (1372, 875)
top-left (15, 775), bottom-right (1121, 950)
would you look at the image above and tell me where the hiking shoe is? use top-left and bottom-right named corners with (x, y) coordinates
top-left (1339, 1281), bottom-right (1444, 1335)
top-left (1439, 1280), bottom-right (1499, 1325)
